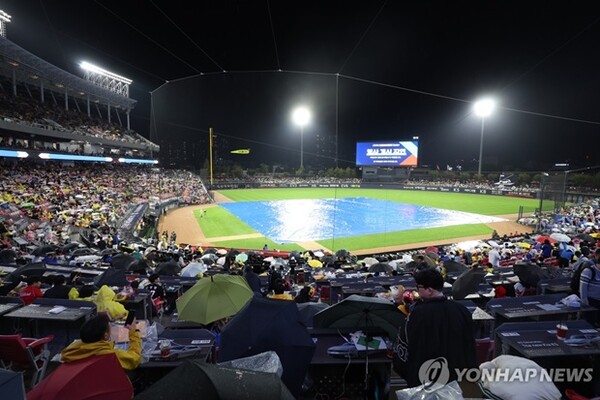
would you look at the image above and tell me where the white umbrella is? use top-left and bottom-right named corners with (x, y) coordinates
top-left (181, 262), bottom-right (207, 277)
top-left (360, 257), bottom-right (378, 267)
top-left (550, 232), bottom-right (571, 243)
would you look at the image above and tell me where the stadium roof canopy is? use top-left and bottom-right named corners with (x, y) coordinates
top-left (0, 35), bottom-right (136, 110)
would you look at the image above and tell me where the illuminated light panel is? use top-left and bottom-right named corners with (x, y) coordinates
top-left (0, 150), bottom-right (28, 158)
top-left (118, 158), bottom-right (159, 164)
top-left (80, 61), bottom-right (132, 84)
top-left (38, 153), bottom-right (113, 162)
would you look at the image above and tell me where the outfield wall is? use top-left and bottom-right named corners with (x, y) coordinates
top-left (208, 182), bottom-right (538, 199)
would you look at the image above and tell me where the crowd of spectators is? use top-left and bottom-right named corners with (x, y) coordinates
top-left (0, 87), bottom-right (156, 151)
top-left (0, 162), bottom-right (211, 247)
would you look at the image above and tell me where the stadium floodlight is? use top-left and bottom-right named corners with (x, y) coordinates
top-left (0, 149), bottom-right (28, 158)
top-left (291, 106), bottom-right (311, 169)
top-left (80, 61), bottom-right (132, 97)
top-left (473, 98), bottom-right (496, 176)
top-left (0, 10), bottom-right (11, 38)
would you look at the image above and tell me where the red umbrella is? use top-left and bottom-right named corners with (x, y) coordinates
top-left (27, 354), bottom-right (132, 400)
top-left (535, 235), bottom-right (556, 244)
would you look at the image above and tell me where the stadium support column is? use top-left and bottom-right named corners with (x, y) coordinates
top-left (40, 80), bottom-right (44, 103)
top-left (64, 87), bottom-right (68, 111)
top-left (86, 94), bottom-right (91, 117)
top-left (107, 102), bottom-right (111, 124)
top-left (126, 110), bottom-right (130, 131)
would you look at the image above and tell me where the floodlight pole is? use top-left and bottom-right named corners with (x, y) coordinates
top-left (478, 118), bottom-right (484, 176)
top-left (300, 125), bottom-right (304, 169)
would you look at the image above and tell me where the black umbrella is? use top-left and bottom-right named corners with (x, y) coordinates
top-left (111, 253), bottom-right (135, 270)
top-left (513, 263), bottom-right (550, 288)
top-left (0, 249), bottom-right (17, 264)
top-left (451, 268), bottom-right (487, 300)
top-left (93, 268), bottom-right (128, 287)
top-left (220, 297), bottom-right (315, 397)
top-left (368, 262), bottom-right (393, 273)
top-left (296, 302), bottom-right (329, 327)
top-left (320, 255), bottom-right (336, 266)
top-left (155, 261), bottom-right (181, 276)
top-left (313, 294), bottom-right (405, 339)
top-left (9, 262), bottom-right (46, 281)
top-left (335, 249), bottom-right (350, 259)
top-left (99, 248), bottom-right (119, 256)
top-left (442, 260), bottom-right (468, 274)
top-left (61, 242), bottom-right (84, 254)
top-left (576, 233), bottom-right (595, 244)
top-left (203, 248), bottom-right (218, 255)
top-left (31, 244), bottom-right (57, 256)
top-left (71, 248), bottom-right (96, 257)
top-left (128, 260), bottom-right (150, 274)
top-left (135, 359), bottom-right (294, 400)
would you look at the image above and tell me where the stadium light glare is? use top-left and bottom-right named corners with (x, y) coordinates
top-left (0, 150), bottom-right (28, 158)
top-left (80, 61), bottom-right (132, 84)
top-left (118, 158), bottom-right (159, 164)
top-left (39, 153), bottom-right (113, 162)
top-left (473, 98), bottom-right (496, 175)
top-left (291, 106), bottom-right (311, 169)
top-left (0, 10), bottom-right (11, 22)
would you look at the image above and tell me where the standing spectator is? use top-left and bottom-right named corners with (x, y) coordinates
top-left (19, 276), bottom-right (44, 305)
top-left (401, 268), bottom-right (476, 387)
top-left (488, 245), bottom-right (501, 268)
top-left (541, 239), bottom-right (553, 260)
top-left (580, 248), bottom-right (600, 326)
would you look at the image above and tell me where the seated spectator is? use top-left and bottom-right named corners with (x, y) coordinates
top-left (294, 286), bottom-right (314, 303)
top-left (267, 279), bottom-right (293, 300)
top-left (61, 314), bottom-right (141, 370)
top-left (19, 276), bottom-right (44, 305)
top-left (94, 285), bottom-right (127, 320)
top-left (70, 284), bottom-right (95, 300)
top-left (43, 274), bottom-right (76, 299)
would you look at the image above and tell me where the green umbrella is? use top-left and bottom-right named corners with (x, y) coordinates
top-left (20, 202), bottom-right (35, 208)
top-left (176, 274), bottom-right (253, 325)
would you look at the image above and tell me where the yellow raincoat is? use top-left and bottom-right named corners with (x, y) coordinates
top-left (61, 329), bottom-right (142, 370)
top-left (94, 285), bottom-right (127, 320)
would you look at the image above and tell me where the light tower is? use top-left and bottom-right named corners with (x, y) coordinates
top-left (0, 10), bottom-right (11, 37)
top-left (80, 61), bottom-right (132, 98)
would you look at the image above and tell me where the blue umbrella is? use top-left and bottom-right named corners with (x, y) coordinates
top-left (220, 297), bottom-right (315, 397)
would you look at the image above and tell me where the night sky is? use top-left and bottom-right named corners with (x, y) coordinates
top-left (2, 1), bottom-right (600, 171)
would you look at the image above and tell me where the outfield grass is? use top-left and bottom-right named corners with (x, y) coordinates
top-left (198, 188), bottom-right (540, 252)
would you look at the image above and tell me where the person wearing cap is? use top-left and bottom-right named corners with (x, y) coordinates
top-left (580, 248), bottom-right (600, 325)
top-left (571, 246), bottom-right (591, 273)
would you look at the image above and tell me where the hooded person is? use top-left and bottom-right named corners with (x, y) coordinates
top-left (94, 285), bottom-right (127, 320)
top-left (61, 314), bottom-right (141, 370)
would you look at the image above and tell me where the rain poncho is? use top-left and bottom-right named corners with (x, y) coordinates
top-left (94, 285), bottom-right (127, 320)
top-left (61, 329), bottom-right (142, 370)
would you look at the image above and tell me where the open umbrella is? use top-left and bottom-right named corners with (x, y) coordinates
top-left (0, 369), bottom-right (25, 400)
top-left (550, 232), bottom-right (571, 243)
top-left (359, 257), bottom-right (378, 267)
top-left (71, 248), bottom-right (96, 257)
top-left (451, 268), bottom-right (487, 300)
top-left (513, 263), bottom-right (550, 288)
top-left (110, 253), bottom-right (135, 270)
top-left (0, 249), bottom-right (17, 264)
top-left (27, 354), bottom-right (132, 400)
top-left (535, 235), bottom-right (556, 244)
top-left (155, 261), bottom-right (181, 276)
top-left (296, 302), bottom-right (329, 327)
top-left (442, 260), bottom-right (468, 274)
top-left (235, 253), bottom-right (248, 264)
top-left (61, 242), bottom-right (84, 254)
top-left (575, 233), bottom-right (595, 243)
top-left (93, 268), bottom-right (128, 287)
top-left (99, 248), bottom-right (119, 256)
top-left (31, 244), bottom-right (57, 256)
top-left (220, 296), bottom-right (315, 397)
top-left (135, 359), bottom-right (294, 400)
top-left (368, 262), bottom-right (393, 273)
top-left (335, 249), bottom-right (350, 259)
top-left (180, 262), bottom-right (207, 277)
top-left (9, 262), bottom-right (46, 281)
top-left (307, 259), bottom-right (322, 268)
top-left (313, 294), bottom-right (405, 339)
top-left (177, 274), bottom-right (253, 325)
